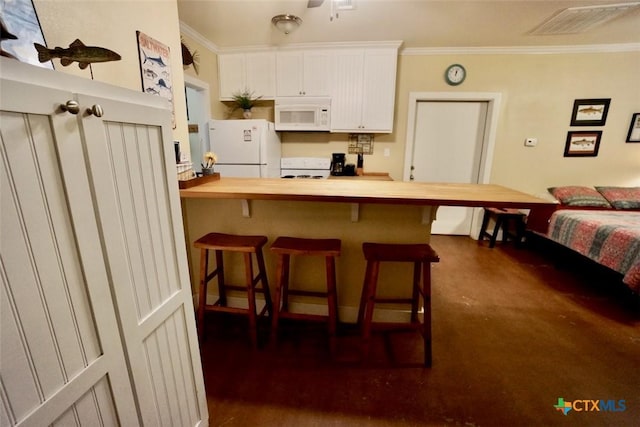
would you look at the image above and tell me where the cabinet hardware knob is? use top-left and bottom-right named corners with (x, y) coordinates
top-left (59, 100), bottom-right (80, 115)
top-left (86, 104), bottom-right (104, 117)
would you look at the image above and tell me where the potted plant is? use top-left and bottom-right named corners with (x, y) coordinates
top-left (231, 89), bottom-right (262, 118)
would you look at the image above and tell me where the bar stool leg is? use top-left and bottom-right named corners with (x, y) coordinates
top-left (479, 208), bottom-right (490, 241)
top-left (215, 250), bottom-right (227, 306)
top-left (197, 248), bottom-right (209, 341)
top-left (357, 259), bottom-right (373, 326)
top-left (325, 255), bottom-right (338, 356)
top-left (256, 249), bottom-right (273, 315)
top-left (361, 260), bottom-right (380, 360)
top-left (422, 261), bottom-right (433, 367)
top-left (410, 261), bottom-right (421, 323)
top-left (271, 254), bottom-right (285, 344)
top-left (243, 253), bottom-right (258, 348)
top-left (490, 216), bottom-right (503, 248)
top-left (280, 254), bottom-right (291, 312)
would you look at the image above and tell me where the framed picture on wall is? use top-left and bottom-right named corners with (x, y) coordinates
top-left (1, 0), bottom-right (53, 69)
top-left (570, 98), bottom-right (611, 126)
top-left (626, 113), bottom-right (640, 143)
top-left (136, 31), bottom-right (175, 128)
top-left (564, 131), bottom-right (602, 157)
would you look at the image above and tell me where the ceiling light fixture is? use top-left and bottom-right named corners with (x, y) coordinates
top-left (271, 14), bottom-right (302, 34)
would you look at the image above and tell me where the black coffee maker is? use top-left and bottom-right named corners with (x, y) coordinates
top-left (330, 153), bottom-right (346, 176)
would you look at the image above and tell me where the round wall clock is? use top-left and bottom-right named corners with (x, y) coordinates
top-left (445, 64), bottom-right (466, 86)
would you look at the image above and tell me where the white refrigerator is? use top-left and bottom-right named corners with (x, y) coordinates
top-left (208, 119), bottom-right (281, 177)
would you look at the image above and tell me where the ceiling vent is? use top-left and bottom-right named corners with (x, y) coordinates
top-left (530, 2), bottom-right (640, 35)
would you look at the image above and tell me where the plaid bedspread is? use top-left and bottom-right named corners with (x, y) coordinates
top-left (548, 210), bottom-right (640, 292)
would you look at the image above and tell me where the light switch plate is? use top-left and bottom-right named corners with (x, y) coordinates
top-left (525, 138), bottom-right (538, 147)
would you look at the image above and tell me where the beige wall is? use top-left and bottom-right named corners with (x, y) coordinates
top-left (34, 0), bottom-right (188, 147)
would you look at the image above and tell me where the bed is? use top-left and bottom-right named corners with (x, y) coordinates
top-left (527, 186), bottom-right (640, 293)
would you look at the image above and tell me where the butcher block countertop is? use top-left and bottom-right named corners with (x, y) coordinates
top-left (179, 177), bottom-right (555, 209)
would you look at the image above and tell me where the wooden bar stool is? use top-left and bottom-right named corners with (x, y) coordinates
top-left (269, 237), bottom-right (341, 355)
top-left (194, 232), bottom-right (272, 348)
top-left (358, 242), bottom-right (440, 367)
top-left (479, 207), bottom-right (527, 248)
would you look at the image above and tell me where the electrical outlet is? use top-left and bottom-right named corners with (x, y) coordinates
top-left (384, 148), bottom-right (390, 157)
top-left (524, 138), bottom-right (538, 147)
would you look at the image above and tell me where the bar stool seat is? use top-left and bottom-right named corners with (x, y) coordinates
top-left (358, 242), bottom-right (440, 367)
top-left (269, 236), bottom-right (341, 355)
top-left (194, 232), bottom-right (272, 348)
top-left (479, 207), bottom-right (527, 248)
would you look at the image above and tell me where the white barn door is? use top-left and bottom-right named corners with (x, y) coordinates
top-left (78, 93), bottom-right (208, 426)
top-left (1, 81), bottom-right (138, 426)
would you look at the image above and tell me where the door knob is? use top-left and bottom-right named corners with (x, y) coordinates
top-left (59, 100), bottom-right (80, 115)
top-left (86, 104), bottom-right (104, 117)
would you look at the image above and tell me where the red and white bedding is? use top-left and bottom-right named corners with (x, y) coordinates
top-left (547, 210), bottom-right (640, 292)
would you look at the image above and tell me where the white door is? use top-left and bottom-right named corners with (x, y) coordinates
top-left (77, 93), bottom-right (208, 426)
top-left (411, 101), bottom-right (488, 234)
top-left (1, 81), bottom-right (138, 425)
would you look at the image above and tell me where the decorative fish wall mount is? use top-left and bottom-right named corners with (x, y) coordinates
top-left (181, 38), bottom-right (199, 74)
top-left (34, 39), bottom-right (121, 69)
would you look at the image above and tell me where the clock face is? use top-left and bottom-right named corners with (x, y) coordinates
top-left (445, 64), bottom-right (466, 85)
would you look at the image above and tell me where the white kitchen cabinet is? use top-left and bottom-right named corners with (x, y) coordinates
top-left (0, 58), bottom-right (208, 426)
top-left (330, 46), bottom-right (399, 133)
top-left (276, 50), bottom-right (332, 97)
top-left (218, 52), bottom-right (276, 100)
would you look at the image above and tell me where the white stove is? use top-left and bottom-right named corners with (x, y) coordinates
top-left (280, 157), bottom-right (331, 179)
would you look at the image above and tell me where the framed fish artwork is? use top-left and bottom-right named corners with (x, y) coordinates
top-left (626, 113), bottom-right (640, 143)
top-left (570, 98), bottom-right (611, 126)
top-left (136, 30), bottom-right (175, 128)
top-left (564, 131), bottom-right (602, 157)
top-left (1, 0), bottom-right (53, 69)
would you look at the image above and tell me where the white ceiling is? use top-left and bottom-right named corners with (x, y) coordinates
top-left (177, 0), bottom-right (640, 52)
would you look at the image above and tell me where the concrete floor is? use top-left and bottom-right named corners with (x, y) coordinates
top-left (200, 235), bottom-right (640, 426)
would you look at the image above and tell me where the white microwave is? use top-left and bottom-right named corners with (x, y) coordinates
top-left (274, 97), bottom-right (331, 131)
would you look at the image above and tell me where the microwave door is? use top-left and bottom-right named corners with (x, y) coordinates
top-left (277, 109), bottom-right (315, 130)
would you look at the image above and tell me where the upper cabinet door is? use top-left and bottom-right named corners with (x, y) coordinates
top-left (360, 49), bottom-right (398, 132)
top-left (276, 51), bottom-right (304, 96)
top-left (218, 53), bottom-right (245, 100)
top-left (219, 52), bottom-right (276, 100)
top-left (330, 47), bottom-right (398, 133)
top-left (330, 49), bottom-right (365, 132)
top-left (303, 50), bottom-right (332, 97)
top-left (276, 50), bottom-right (332, 97)
top-left (246, 52), bottom-right (276, 99)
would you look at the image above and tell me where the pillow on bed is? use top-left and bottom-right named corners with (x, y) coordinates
top-left (547, 186), bottom-right (612, 207)
top-left (595, 186), bottom-right (640, 209)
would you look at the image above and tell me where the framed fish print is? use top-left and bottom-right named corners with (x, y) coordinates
top-left (626, 113), bottom-right (640, 143)
top-left (1, 0), bottom-right (53, 69)
top-left (564, 131), bottom-right (602, 157)
top-left (570, 98), bottom-right (611, 126)
top-left (136, 31), bottom-right (175, 128)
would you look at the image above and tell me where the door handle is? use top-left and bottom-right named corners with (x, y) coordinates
top-left (59, 100), bottom-right (80, 115)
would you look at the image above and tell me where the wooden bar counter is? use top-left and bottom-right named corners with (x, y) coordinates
top-left (180, 178), bottom-right (555, 322)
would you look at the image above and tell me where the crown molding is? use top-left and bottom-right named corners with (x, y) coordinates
top-left (180, 21), bottom-right (220, 53)
top-left (177, 22), bottom-right (638, 57)
top-left (401, 43), bottom-right (640, 55)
